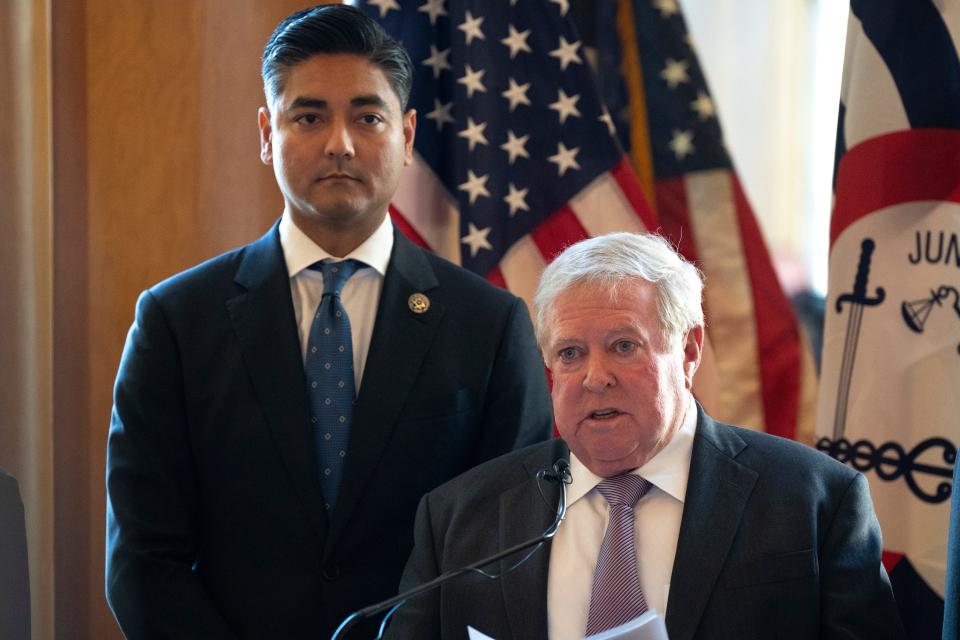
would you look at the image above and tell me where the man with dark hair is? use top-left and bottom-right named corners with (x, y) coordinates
top-left (105, 5), bottom-right (552, 638)
top-left (262, 5), bottom-right (414, 110)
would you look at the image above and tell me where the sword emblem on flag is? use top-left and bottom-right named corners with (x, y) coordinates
top-left (832, 238), bottom-right (885, 441)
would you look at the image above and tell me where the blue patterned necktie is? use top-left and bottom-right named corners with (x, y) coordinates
top-left (584, 474), bottom-right (652, 635)
top-left (305, 259), bottom-right (366, 511)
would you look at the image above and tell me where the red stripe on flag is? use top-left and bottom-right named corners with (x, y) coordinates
top-left (610, 157), bottom-right (659, 230)
top-left (654, 178), bottom-right (700, 266)
top-left (732, 175), bottom-right (801, 440)
top-left (882, 550), bottom-right (904, 573)
top-left (529, 206), bottom-right (590, 263)
top-left (832, 128), bottom-right (960, 246)
top-left (389, 205), bottom-right (432, 250)
top-left (486, 266), bottom-right (507, 289)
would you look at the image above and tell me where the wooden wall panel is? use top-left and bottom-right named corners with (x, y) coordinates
top-left (52, 1), bottom-right (93, 634)
top-left (2, 1), bottom-right (54, 638)
top-left (52, 1), bottom-right (313, 637)
top-left (0, 0), bottom-right (26, 476)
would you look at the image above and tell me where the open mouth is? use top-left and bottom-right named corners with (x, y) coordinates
top-left (589, 409), bottom-right (620, 420)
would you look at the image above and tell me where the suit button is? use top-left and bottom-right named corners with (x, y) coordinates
top-left (322, 564), bottom-right (341, 581)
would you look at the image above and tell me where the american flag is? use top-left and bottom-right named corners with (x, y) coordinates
top-left (363, 0), bottom-right (815, 444)
top-left (579, 0), bottom-right (817, 441)
top-left (815, 1), bottom-right (960, 636)
top-left (361, 0), bottom-right (654, 307)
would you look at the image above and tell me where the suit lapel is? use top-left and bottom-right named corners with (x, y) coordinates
top-left (665, 410), bottom-right (757, 640)
top-left (499, 440), bottom-right (569, 640)
top-left (325, 230), bottom-right (444, 551)
top-left (226, 224), bottom-right (330, 539)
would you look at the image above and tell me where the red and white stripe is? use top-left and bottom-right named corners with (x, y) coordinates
top-left (391, 155), bottom-right (655, 312)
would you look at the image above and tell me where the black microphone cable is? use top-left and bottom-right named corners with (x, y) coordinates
top-left (331, 458), bottom-right (572, 640)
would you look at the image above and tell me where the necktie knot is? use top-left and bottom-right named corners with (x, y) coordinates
top-left (597, 474), bottom-right (651, 508)
top-left (309, 259), bottom-right (366, 297)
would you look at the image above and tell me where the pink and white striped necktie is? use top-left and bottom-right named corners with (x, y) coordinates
top-left (584, 473), bottom-right (652, 636)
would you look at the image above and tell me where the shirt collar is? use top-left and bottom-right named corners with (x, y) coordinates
top-left (566, 393), bottom-right (698, 506)
top-left (279, 211), bottom-right (394, 278)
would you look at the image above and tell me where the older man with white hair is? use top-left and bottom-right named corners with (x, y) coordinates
top-left (383, 232), bottom-right (904, 640)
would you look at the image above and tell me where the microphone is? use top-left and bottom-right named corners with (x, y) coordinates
top-left (543, 458), bottom-right (572, 485)
top-left (331, 458), bottom-right (572, 639)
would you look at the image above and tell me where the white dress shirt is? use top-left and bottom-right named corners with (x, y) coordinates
top-left (547, 395), bottom-right (697, 640)
top-left (278, 212), bottom-right (394, 390)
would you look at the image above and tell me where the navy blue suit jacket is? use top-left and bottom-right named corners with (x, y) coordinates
top-left (105, 224), bottom-right (553, 639)
top-left (386, 407), bottom-right (905, 640)
top-left (0, 468), bottom-right (29, 640)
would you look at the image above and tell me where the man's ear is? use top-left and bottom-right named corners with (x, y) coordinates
top-left (402, 108), bottom-right (416, 166)
top-left (682, 325), bottom-right (704, 390)
top-left (258, 107), bottom-right (273, 165)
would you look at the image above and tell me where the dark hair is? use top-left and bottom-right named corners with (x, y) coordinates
top-left (262, 4), bottom-right (413, 109)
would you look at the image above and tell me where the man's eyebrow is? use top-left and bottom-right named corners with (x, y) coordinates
top-left (287, 97), bottom-right (327, 111)
top-left (285, 95), bottom-right (389, 111)
top-left (350, 94), bottom-right (389, 109)
top-left (549, 325), bottom-right (643, 345)
top-left (606, 324), bottom-right (643, 336)
top-left (547, 335), bottom-right (580, 348)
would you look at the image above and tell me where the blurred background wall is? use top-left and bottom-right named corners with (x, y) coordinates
top-left (0, 0), bottom-right (843, 636)
top-left (2, 2), bottom-right (310, 637)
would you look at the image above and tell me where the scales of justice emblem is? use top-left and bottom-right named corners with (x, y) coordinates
top-left (902, 285), bottom-right (960, 354)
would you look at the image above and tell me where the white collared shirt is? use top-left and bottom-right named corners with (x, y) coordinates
top-left (278, 212), bottom-right (394, 390)
top-left (546, 395), bottom-right (697, 640)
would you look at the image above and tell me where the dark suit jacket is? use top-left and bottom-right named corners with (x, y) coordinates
top-left (105, 224), bottom-right (553, 639)
top-left (0, 468), bottom-right (30, 640)
top-left (386, 407), bottom-right (905, 640)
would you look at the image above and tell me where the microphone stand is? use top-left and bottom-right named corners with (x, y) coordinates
top-left (331, 460), bottom-right (571, 640)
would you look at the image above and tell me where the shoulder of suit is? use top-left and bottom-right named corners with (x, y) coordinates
top-left (144, 225), bottom-right (277, 308)
top-left (0, 467), bottom-right (22, 499)
top-left (152, 246), bottom-right (246, 294)
top-left (713, 419), bottom-right (859, 485)
top-left (427, 439), bottom-right (562, 502)
top-left (413, 244), bottom-right (520, 305)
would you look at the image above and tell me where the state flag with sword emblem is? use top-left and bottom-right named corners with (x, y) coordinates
top-left (814, 1), bottom-right (960, 636)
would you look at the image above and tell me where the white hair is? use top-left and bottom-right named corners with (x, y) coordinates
top-left (533, 232), bottom-right (704, 347)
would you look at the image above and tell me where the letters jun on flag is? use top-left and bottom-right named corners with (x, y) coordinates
top-left (814, 1), bottom-right (960, 636)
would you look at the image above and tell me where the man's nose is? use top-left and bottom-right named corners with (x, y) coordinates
top-left (325, 119), bottom-right (355, 159)
top-left (582, 354), bottom-right (616, 393)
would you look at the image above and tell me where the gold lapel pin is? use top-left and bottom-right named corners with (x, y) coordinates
top-left (408, 293), bottom-right (430, 314)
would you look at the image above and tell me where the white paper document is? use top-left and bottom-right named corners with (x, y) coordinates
top-left (582, 610), bottom-right (669, 640)
top-left (467, 625), bottom-right (497, 640)
top-left (465, 610), bottom-right (669, 640)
